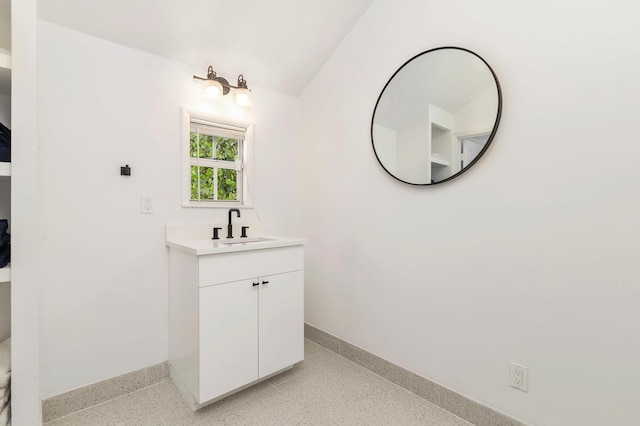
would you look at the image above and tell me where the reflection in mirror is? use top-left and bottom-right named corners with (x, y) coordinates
top-left (371, 47), bottom-right (501, 185)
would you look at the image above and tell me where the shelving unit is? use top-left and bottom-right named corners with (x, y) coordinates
top-left (431, 157), bottom-right (449, 167)
top-left (4, 2), bottom-right (42, 420)
top-left (0, 47), bottom-right (11, 339)
top-left (428, 106), bottom-right (457, 183)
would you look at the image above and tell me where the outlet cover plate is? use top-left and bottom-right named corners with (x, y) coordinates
top-left (510, 362), bottom-right (528, 392)
top-left (141, 195), bottom-right (154, 214)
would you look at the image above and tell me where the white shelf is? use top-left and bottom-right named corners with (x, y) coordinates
top-left (431, 157), bottom-right (449, 167)
top-left (0, 50), bottom-right (10, 96)
top-left (0, 49), bottom-right (10, 68)
top-left (0, 265), bottom-right (10, 283)
top-left (0, 162), bottom-right (10, 178)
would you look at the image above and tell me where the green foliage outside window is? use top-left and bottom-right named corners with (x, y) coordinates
top-left (218, 169), bottom-right (237, 200)
top-left (190, 131), bottom-right (240, 201)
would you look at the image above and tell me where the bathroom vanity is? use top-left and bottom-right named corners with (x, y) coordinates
top-left (166, 225), bottom-right (304, 410)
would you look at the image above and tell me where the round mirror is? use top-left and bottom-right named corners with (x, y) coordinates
top-left (371, 47), bottom-right (502, 185)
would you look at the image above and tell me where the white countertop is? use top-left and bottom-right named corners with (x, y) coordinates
top-left (166, 235), bottom-right (305, 255)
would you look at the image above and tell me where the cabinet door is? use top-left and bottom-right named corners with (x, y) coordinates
top-left (258, 270), bottom-right (304, 378)
top-left (199, 279), bottom-right (259, 402)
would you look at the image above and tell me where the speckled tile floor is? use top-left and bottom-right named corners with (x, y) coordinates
top-left (44, 339), bottom-right (473, 426)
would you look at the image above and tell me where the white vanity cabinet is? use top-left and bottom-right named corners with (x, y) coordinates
top-left (168, 242), bottom-right (304, 409)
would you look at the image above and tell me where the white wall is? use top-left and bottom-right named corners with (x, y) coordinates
top-left (454, 86), bottom-right (498, 136)
top-left (299, 1), bottom-right (640, 425)
top-left (396, 109), bottom-right (429, 183)
top-left (371, 124), bottom-right (396, 174)
top-left (37, 21), bottom-right (300, 398)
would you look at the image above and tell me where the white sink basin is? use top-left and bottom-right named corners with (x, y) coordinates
top-left (217, 237), bottom-right (274, 245)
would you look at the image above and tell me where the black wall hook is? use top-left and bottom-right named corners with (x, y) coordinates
top-left (120, 165), bottom-right (131, 176)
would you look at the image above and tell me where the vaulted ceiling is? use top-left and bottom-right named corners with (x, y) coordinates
top-left (38, 0), bottom-right (374, 96)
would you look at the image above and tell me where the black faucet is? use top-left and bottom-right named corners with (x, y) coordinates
top-left (227, 208), bottom-right (240, 239)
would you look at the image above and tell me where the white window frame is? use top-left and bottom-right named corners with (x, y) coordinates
top-left (182, 108), bottom-right (254, 208)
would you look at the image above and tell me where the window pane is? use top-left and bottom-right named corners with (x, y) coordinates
top-left (189, 131), bottom-right (214, 159)
top-left (199, 134), bottom-right (213, 159)
top-left (199, 166), bottom-right (215, 200)
top-left (215, 137), bottom-right (239, 161)
top-left (218, 168), bottom-right (237, 201)
top-left (190, 165), bottom-right (216, 201)
top-left (190, 165), bottom-right (199, 200)
top-left (189, 133), bottom-right (198, 158)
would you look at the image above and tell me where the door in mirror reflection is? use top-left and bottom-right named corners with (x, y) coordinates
top-left (371, 47), bottom-right (502, 185)
top-left (461, 134), bottom-right (490, 168)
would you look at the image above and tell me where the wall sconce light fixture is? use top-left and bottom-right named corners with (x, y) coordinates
top-left (193, 65), bottom-right (252, 106)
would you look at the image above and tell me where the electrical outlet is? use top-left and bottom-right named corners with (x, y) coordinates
top-left (141, 195), bottom-right (154, 214)
top-left (510, 362), bottom-right (528, 392)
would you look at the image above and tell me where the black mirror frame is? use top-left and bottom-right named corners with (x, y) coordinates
top-left (371, 46), bottom-right (503, 186)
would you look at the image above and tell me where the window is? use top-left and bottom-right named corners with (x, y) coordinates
top-left (183, 110), bottom-right (253, 207)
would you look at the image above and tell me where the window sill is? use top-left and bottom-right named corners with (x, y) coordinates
top-left (182, 201), bottom-right (254, 209)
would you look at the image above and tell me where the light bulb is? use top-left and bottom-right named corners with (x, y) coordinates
top-left (203, 79), bottom-right (223, 99)
top-left (234, 88), bottom-right (251, 106)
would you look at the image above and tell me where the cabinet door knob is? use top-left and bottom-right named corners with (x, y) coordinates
top-left (252, 282), bottom-right (259, 287)
top-left (262, 280), bottom-right (269, 285)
